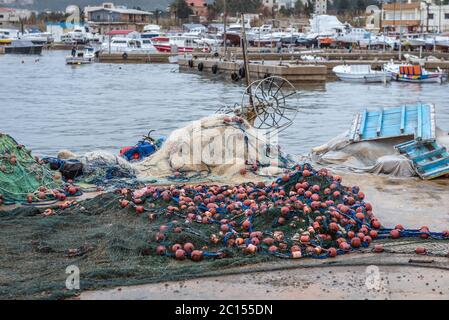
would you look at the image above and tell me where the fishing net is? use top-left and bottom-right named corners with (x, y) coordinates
top-left (77, 151), bottom-right (139, 190)
top-left (0, 133), bottom-right (62, 204)
top-left (1, 163), bottom-right (448, 300)
top-left (134, 115), bottom-right (292, 184)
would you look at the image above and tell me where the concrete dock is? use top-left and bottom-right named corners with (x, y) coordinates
top-left (98, 52), bottom-right (177, 64)
top-left (178, 57), bottom-right (328, 83)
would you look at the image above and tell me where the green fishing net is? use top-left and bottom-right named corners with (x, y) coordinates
top-left (0, 133), bottom-right (61, 204)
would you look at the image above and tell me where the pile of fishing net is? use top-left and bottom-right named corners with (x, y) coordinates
top-left (0, 133), bottom-right (63, 205)
top-left (117, 162), bottom-right (449, 262)
top-left (2, 162), bottom-right (449, 299)
top-left (118, 163), bottom-right (385, 261)
top-left (134, 115), bottom-right (292, 184)
top-left (77, 151), bottom-right (137, 188)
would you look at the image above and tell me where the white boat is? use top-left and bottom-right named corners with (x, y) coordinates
top-left (151, 35), bottom-right (210, 53)
top-left (141, 24), bottom-right (161, 39)
top-left (384, 61), bottom-right (447, 84)
top-left (61, 26), bottom-right (89, 44)
top-left (100, 37), bottom-right (157, 54)
top-left (333, 65), bottom-right (390, 83)
top-left (66, 47), bottom-right (95, 65)
top-left (301, 55), bottom-right (327, 62)
top-left (403, 35), bottom-right (426, 47)
top-left (435, 36), bottom-right (449, 48)
top-left (404, 53), bottom-right (441, 65)
top-left (336, 27), bottom-right (372, 44)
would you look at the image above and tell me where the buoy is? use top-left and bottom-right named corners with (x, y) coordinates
top-left (175, 249), bottom-right (186, 260)
top-left (156, 245), bottom-right (166, 255)
top-left (135, 206), bottom-right (144, 214)
top-left (419, 226), bottom-right (430, 239)
top-left (183, 242), bottom-right (194, 253)
top-left (191, 250), bottom-right (203, 262)
top-left (373, 244), bottom-right (384, 253)
top-left (9, 155), bottom-right (17, 165)
top-left (371, 219), bottom-right (381, 229)
top-left (246, 244), bottom-right (257, 254)
top-left (415, 247), bottom-right (426, 255)
top-left (120, 199), bottom-right (129, 208)
top-left (390, 229), bottom-right (400, 239)
top-left (328, 247), bottom-right (337, 257)
top-left (68, 186), bottom-right (77, 195)
top-left (300, 235), bottom-right (310, 243)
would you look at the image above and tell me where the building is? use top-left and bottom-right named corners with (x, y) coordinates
top-left (0, 7), bottom-right (32, 26)
top-left (423, 1), bottom-right (449, 33)
top-left (185, 0), bottom-right (209, 17)
top-left (382, 0), bottom-right (421, 32)
top-left (263, 0), bottom-right (296, 12)
top-left (278, 0), bottom-right (296, 10)
top-left (315, 0), bottom-right (327, 15)
top-left (381, 0), bottom-right (449, 33)
top-left (86, 3), bottom-right (152, 34)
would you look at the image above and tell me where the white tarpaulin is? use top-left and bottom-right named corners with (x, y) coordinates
top-left (311, 128), bottom-right (449, 177)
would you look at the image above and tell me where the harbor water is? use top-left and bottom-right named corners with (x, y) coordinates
top-left (1, 50), bottom-right (449, 157)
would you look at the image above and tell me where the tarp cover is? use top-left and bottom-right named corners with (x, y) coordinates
top-left (311, 128), bottom-right (449, 177)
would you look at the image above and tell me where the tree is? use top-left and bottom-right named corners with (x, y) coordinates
top-left (170, 0), bottom-right (193, 20)
top-left (294, 0), bottom-right (305, 17)
top-left (304, 0), bottom-right (314, 17)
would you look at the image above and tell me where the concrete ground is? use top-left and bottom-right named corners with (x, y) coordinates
top-left (81, 264), bottom-right (449, 300)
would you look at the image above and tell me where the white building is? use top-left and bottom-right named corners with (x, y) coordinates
top-left (0, 7), bottom-right (32, 26)
top-left (262, 0), bottom-right (295, 12)
top-left (83, 2), bottom-right (116, 21)
top-left (423, 2), bottom-right (449, 33)
top-left (315, 0), bottom-right (327, 15)
top-left (381, 0), bottom-right (449, 33)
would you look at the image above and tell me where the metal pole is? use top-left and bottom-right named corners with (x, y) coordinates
top-left (241, 13), bottom-right (255, 124)
top-left (241, 14), bottom-right (251, 87)
top-left (223, 0), bottom-right (227, 58)
top-left (398, 0), bottom-right (402, 60)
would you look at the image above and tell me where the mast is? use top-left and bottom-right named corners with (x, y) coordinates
top-left (241, 13), bottom-right (255, 125)
top-left (223, 0), bottom-right (228, 58)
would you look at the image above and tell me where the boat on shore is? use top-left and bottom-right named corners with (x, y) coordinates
top-left (384, 61), bottom-right (447, 84)
top-left (333, 64), bottom-right (390, 83)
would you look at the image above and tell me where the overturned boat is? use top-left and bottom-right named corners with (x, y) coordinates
top-left (333, 64), bottom-right (390, 83)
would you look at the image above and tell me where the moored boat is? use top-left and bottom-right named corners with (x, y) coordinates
top-left (66, 47), bottom-right (96, 65)
top-left (384, 61), bottom-right (447, 84)
top-left (333, 64), bottom-right (390, 83)
top-left (1, 39), bottom-right (42, 54)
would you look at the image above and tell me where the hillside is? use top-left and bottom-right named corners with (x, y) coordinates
top-left (0, 0), bottom-right (173, 11)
